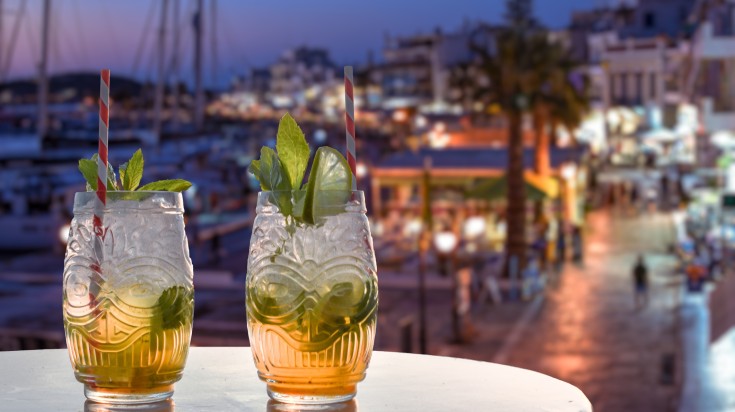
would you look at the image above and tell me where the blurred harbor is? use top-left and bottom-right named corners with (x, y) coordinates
top-left (3, 0), bottom-right (735, 410)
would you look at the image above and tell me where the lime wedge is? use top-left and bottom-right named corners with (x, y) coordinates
top-left (302, 147), bottom-right (353, 224)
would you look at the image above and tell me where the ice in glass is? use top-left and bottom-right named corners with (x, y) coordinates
top-left (247, 191), bottom-right (378, 403)
top-left (246, 114), bottom-right (378, 404)
top-left (63, 192), bottom-right (194, 404)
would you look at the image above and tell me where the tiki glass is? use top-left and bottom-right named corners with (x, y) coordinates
top-left (246, 191), bottom-right (379, 404)
top-left (63, 192), bottom-right (194, 404)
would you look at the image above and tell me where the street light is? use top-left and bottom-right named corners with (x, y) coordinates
top-left (392, 109), bottom-right (408, 123)
top-left (403, 219), bottom-right (423, 238)
top-left (433, 230), bottom-right (470, 343)
top-left (428, 122), bottom-right (451, 148)
top-left (463, 216), bottom-right (486, 240)
top-left (356, 162), bottom-right (368, 179)
top-left (434, 231), bottom-right (458, 254)
top-left (561, 163), bottom-right (577, 181)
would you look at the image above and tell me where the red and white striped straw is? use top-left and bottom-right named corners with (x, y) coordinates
top-left (94, 69), bottom-right (110, 241)
top-left (344, 66), bottom-right (357, 190)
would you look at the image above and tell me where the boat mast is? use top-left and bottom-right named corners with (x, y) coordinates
top-left (37, 0), bottom-right (50, 139)
top-left (193, 0), bottom-right (204, 132)
top-left (210, 0), bottom-right (217, 89)
top-left (170, 0), bottom-right (180, 131)
top-left (153, 0), bottom-right (169, 144)
top-left (0, 0), bottom-right (4, 77)
top-left (1, 0), bottom-right (26, 83)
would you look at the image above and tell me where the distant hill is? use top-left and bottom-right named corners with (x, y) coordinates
top-left (0, 72), bottom-right (145, 103)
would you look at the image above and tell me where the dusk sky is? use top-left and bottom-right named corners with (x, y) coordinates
top-left (3, 0), bottom-right (601, 86)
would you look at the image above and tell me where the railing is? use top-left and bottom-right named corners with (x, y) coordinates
top-left (0, 328), bottom-right (65, 351)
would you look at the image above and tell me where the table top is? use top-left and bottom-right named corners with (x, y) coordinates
top-left (0, 347), bottom-right (591, 411)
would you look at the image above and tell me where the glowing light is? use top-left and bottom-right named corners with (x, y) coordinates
top-left (434, 231), bottom-right (459, 254)
top-left (371, 219), bottom-right (384, 237)
top-left (415, 115), bottom-right (428, 129)
top-left (59, 224), bottom-right (71, 245)
top-left (463, 217), bottom-right (486, 240)
top-left (403, 219), bottom-right (423, 237)
top-left (356, 162), bottom-right (368, 179)
top-left (314, 129), bottom-right (327, 144)
top-left (561, 164), bottom-right (577, 181)
top-left (428, 122), bottom-right (451, 148)
top-left (392, 110), bottom-right (408, 123)
top-left (712, 131), bottom-right (735, 149)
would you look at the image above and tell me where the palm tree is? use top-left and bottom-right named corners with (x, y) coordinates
top-left (528, 37), bottom-right (590, 178)
top-left (457, 0), bottom-right (540, 275)
top-left (522, 36), bottom-right (589, 223)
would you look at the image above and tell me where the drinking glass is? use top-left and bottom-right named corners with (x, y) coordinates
top-left (63, 192), bottom-right (194, 404)
top-left (246, 191), bottom-right (378, 404)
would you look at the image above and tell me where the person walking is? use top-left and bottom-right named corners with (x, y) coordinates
top-left (572, 225), bottom-right (583, 263)
top-left (632, 255), bottom-right (649, 309)
top-left (630, 182), bottom-right (639, 216)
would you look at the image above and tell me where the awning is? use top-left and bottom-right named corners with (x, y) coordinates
top-left (467, 172), bottom-right (559, 201)
top-left (640, 128), bottom-right (678, 143)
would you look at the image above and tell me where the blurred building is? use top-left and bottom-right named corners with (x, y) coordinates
top-left (619, 0), bottom-right (696, 40)
top-left (557, 0), bottom-right (710, 163)
top-left (686, 0), bottom-right (735, 134)
top-left (246, 68), bottom-right (272, 101)
top-left (569, 0), bottom-right (696, 129)
top-left (601, 37), bottom-right (688, 127)
top-left (371, 22), bottom-right (483, 109)
top-left (269, 46), bottom-right (338, 108)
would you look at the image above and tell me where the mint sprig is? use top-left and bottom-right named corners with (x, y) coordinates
top-left (155, 286), bottom-right (193, 330)
top-left (122, 148), bottom-right (144, 190)
top-left (138, 179), bottom-right (192, 192)
top-left (276, 113), bottom-right (310, 189)
top-left (78, 154), bottom-right (119, 191)
top-left (249, 112), bottom-right (352, 225)
top-left (250, 146), bottom-right (290, 192)
top-left (77, 148), bottom-right (192, 193)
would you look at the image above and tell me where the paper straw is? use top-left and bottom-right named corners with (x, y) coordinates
top-left (94, 69), bottom-right (110, 245)
top-left (344, 66), bottom-right (357, 190)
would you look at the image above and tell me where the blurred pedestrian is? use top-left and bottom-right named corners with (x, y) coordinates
top-left (630, 183), bottom-right (639, 215)
top-left (632, 255), bottom-right (649, 309)
top-left (710, 243), bottom-right (722, 278)
top-left (556, 221), bottom-right (566, 270)
top-left (660, 171), bottom-right (670, 209)
top-left (571, 225), bottom-right (583, 262)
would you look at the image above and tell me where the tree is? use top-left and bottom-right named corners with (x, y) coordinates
top-left (504, 0), bottom-right (538, 31)
top-left (452, 0), bottom-right (585, 275)
top-left (527, 36), bottom-right (589, 178)
top-left (461, 8), bottom-right (540, 274)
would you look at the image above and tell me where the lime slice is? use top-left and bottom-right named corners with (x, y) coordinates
top-left (302, 147), bottom-right (353, 224)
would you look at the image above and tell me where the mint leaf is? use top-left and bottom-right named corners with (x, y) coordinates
top-left (79, 158), bottom-right (98, 191)
top-left (106, 162), bottom-right (119, 190)
top-left (256, 147), bottom-right (290, 192)
top-left (138, 179), bottom-right (192, 192)
top-left (249, 159), bottom-right (261, 178)
top-left (119, 162), bottom-right (128, 187)
top-left (276, 113), bottom-right (310, 189)
top-left (79, 155), bottom-right (117, 191)
top-left (155, 286), bottom-right (193, 330)
top-left (123, 148), bottom-right (144, 191)
top-left (250, 147), bottom-right (293, 216)
top-left (78, 149), bottom-right (191, 194)
top-left (91, 154), bottom-right (119, 190)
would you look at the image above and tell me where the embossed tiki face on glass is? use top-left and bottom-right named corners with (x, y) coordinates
top-left (246, 191), bottom-right (378, 404)
top-left (63, 192), bottom-right (194, 404)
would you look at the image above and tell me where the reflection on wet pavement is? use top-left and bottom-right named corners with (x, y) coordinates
top-left (504, 211), bottom-right (680, 412)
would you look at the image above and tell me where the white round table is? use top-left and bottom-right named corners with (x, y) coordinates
top-left (0, 347), bottom-right (591, 411)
